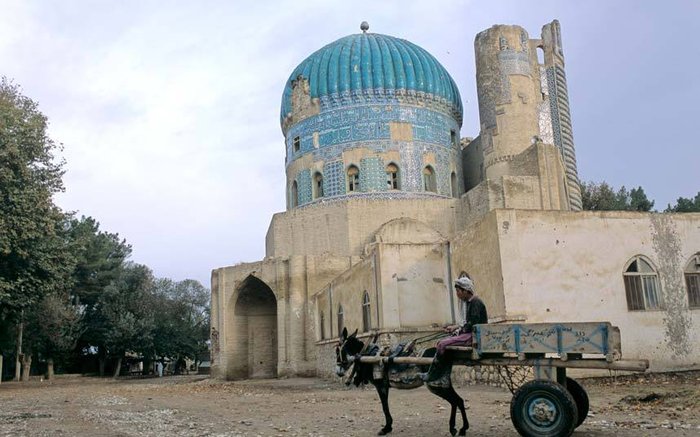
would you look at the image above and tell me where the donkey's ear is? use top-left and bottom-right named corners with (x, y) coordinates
top-left (341, 327), bottom-right (348, 339)
top-left (349, 328), bottom-right (358, 338)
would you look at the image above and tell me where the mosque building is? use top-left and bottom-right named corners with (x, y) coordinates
top-left (210, 20), bottom-right (700, 380)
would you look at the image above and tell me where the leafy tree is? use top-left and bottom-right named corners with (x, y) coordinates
top-left (580, 181), bottom-right (654, 211)
top-left (97, 263), bottom-right (155, 378)
top-left (665, 192), bottom-right (700, 212)
top-left (151, 279), bottom-right (210, 373)
top-left (0, 78), bottom-right (74, 380)
top-left (580, 181), bottom-right (619, 210)
top-left (63, 216), bottom-right (131, 376)
top-left (629, 186), bottom-right (655, 211)
top-left (23, 293), bottom-right (83, 379)
top-left (68, 216), bottom-right (131, 307)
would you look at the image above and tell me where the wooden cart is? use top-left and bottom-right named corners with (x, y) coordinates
top-left (358, 322), bottom-right (649, 437)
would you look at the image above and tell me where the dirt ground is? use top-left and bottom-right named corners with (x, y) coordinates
top-left (1, 371), bottom-right (699, 436)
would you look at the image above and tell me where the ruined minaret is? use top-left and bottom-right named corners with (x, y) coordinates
top-left (470, 20), bottom-right (582, 211)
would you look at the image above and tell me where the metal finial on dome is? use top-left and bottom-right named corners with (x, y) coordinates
top-left (360, 21), bottom-right (369, 33)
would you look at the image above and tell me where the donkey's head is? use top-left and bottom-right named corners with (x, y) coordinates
top-left (335, 327), bottom-right (363, 377)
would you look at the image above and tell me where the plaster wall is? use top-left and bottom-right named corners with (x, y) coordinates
top-left (495, 209), bottom-right (700, 370)
top-left (313, 218), bottom-right (454, 337)
top-left (378, 242), bottom-right (453, 328)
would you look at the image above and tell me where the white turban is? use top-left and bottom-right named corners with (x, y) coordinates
top-left (455, 276), bottom-right (474, 292)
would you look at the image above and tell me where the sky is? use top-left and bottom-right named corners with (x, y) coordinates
top-left (1, 0), bottom-right (698, 287)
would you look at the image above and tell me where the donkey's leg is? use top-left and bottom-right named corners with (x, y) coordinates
top-left (450, 401), bottom-right (458, 436)
top-left (427, 386), bottom-right (459, 436)
top-left (374, 380), bottom-right (393, 435)
top-left (446, 386), bottom-right (469, 436)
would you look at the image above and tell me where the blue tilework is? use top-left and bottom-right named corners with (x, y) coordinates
top-left (281, 33), bottom-right (463, 125)
top-left (291, 140), bottom-right (460, 205)
top-left (323, 161), bottom-right (345, 198)
top-left (286, 104), bottom-right (459, 160)
top-left (547, 67), bottom-right (565, 156)
top-left (285, 100), bottom-right (462, 207)
top-left (297, 169), bottom-right (312, 205)
top-left (359, 157), bottom-right (385, 192)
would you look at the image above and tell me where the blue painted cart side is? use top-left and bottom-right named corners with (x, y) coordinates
top-left (474, 322), bottom-right (621, 359)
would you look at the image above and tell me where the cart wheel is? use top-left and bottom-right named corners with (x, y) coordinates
top-left (510, 380), bottom-right (578, 437)
top-left (566, 377), bottom-right (589, 428)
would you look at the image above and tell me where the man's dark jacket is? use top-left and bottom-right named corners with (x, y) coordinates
top-left (461, 296), bottom-right (488, 333)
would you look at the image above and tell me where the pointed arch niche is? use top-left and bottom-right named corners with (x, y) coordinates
top-left (232, 275), bottom-right (278, 379)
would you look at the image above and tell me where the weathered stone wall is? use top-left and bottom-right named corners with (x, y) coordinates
top-left (475, 24), bottom-right (540, 181)
top-left (266, 196), bottom-right (459, 258)
top-left (211, 254), bottom-right (357, 380)
top-left (314, 256), bottom-right (376, 340)
top-left (461, 136), bottom-right (483, 193)
top-left (450, 210), bottom-right (507, 321)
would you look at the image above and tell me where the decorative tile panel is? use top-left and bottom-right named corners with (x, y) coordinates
top-left (359, 157), bottom-right (385, 192)
top-left (297, 169), bottom-right (312, 206)
top-left (323, 160), bottom-right (345, 198)
top-left (286, 104), bottom-right (460, 160)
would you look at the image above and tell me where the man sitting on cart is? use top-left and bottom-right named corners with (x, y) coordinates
top-left (420, 276), bottom-right (488, 382)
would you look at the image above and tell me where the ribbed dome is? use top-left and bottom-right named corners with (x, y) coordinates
top-left (281, 32), bottom-right (463, 125)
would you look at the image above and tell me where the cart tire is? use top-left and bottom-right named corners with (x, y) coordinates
top-left (566, 377), bottom-right (589, 428)
top-left (510, 380), bottom-right (578, 437)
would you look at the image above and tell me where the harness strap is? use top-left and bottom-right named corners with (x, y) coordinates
top-left (415, 331), bottom-right (450, 345)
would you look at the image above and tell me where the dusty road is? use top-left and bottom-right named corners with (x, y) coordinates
top-left (1, 372), bottom-right (698, 436)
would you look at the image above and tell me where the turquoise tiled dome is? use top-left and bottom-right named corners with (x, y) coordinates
top-left (281, 32), bottom-right (463, 126)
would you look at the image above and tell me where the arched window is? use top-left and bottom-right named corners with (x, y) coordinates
top-left (450, 171), bottom-right (458, 197)
top-left (319, 311), bottom-right (325, 340)
top-left (623, 256), bottom-right (662, 311)
top-left (685, 253), bottom-right (700, 308)
top-left (313, 172), bottom-right (324, 199)
top-left (347, 165), bottom-right (359, 192)
top-left (337, 305), bottom-right (344, 337)
top-left (291, 181), bottom-right (298, 208)
top-left (386, 163), bottom-right (399, 190)
top-left (362, 291), bottom-right (371, 332)
top-left (423, 166), bottom-right (437, 193)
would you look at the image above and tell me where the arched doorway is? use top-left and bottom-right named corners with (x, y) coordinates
top-left (234, 276), bottom-right (278, 378)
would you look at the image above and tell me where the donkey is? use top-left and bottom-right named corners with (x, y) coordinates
top-left (335, 328), bottom-right (469, 436)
